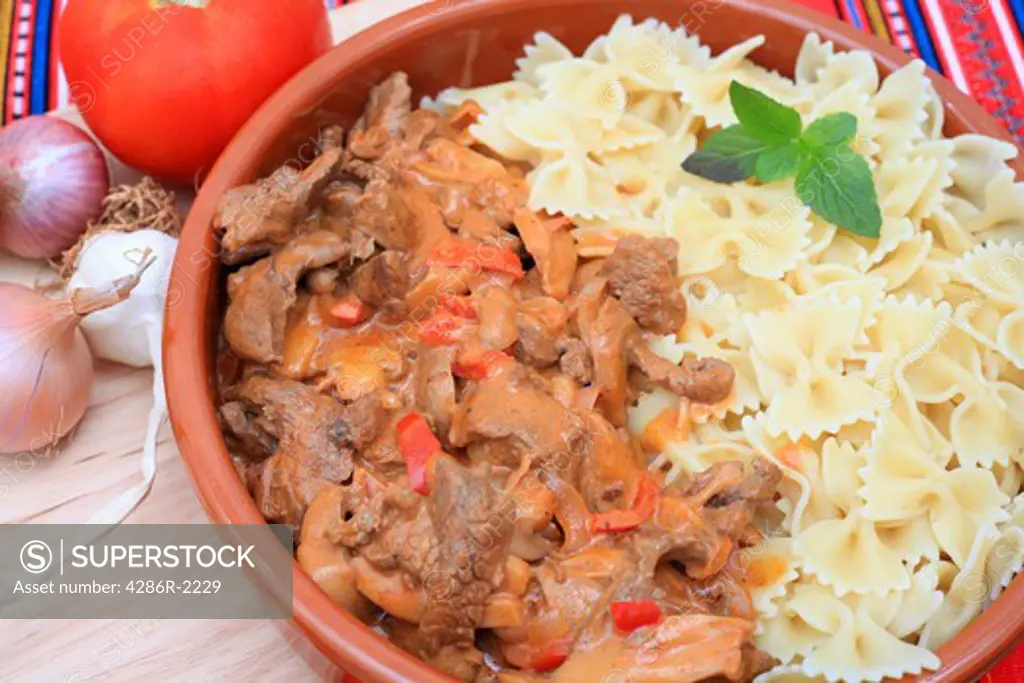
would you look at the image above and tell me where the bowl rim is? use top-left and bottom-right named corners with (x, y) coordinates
top-left (165, 1), bottom-right (1024, 681)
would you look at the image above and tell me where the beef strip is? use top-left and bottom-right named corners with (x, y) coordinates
top-left (385, 618), bottom-right (486, 683)
top-left (349, 250), bottom-right (411, 310)
top-left (628, 341), bottom-right (735, 405)
top-left (515, 297), bottom-right (568, 368)
top-left (222, 376), bottom-right (356, 525)
top-left (450, 363), bottom-right (586, 476)
top-left (420, 459), bottom-right (514, 673)
top-left (217, 147), bottom-right (343, 265)
top-left (475, 285), bottom-right (519, 351)
top-left (556, 338), bottom-right (593, 385)
top-left (601, 234), bottom-right (686, 335)
top-left (335, 392), bottom-right (386, 449)
top-left (347, 72), bottom-right (413, 160)
top-left (413, 345), bottom-right (456, 438)
top-left (350, 179), bottom-right (419, 250)
top-left (220, 401), bottom-right (277, 459)
top-left (224, 230), bottom-right (350, 364)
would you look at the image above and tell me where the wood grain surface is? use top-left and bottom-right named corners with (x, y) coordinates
top-left (0, 2), bottom-right (427, 680)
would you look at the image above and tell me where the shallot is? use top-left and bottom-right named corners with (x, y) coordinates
top-left (0, 115), bottom-right (110, 259)
top-left (0, 254), bottom-right (153, 455)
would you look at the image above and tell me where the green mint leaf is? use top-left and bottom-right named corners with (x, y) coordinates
top-left (795, 148), bottom-right (882, 238)
top-left (802, 113), bottom-right (858, 150)
top-left (729, 81), bottom-right (802, 144)
top-left (755, 143), bottom-right (803, 183)
top-left (681, 125), bottom-right (771, 183)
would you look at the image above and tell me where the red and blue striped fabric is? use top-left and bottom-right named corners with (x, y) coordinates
top-left (802, 0), bottom-right (1024, 145)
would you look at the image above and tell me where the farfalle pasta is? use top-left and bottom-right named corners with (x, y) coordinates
top-left (429, 14), bottom-right (1024, 682)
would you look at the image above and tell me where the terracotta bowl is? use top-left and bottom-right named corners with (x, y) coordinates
top-left (165, 0), bottom-right (1024, 681)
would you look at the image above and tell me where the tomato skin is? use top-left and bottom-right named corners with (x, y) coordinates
top-left (59, 0), bottom-right (332, 186)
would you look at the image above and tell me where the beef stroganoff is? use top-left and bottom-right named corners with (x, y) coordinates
top-left (213, 14), bottom-right (1024, 683)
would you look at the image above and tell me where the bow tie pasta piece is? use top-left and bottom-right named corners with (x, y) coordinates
top-left (820, 438), bottom-right (863, 513)
top-left (535, 59), bottom-right (633, 130)
top-left (805, 217), bottom-right (838, 259)
top-left (427, 80), bottom-right (540, 113)
top-left (795, 440), bottom-right (915, 595)
top-left (595, 130), bottom-right (691, 216)
top-left (753, 666), bottom-right (828, 683)
top-left (944, 136), bottom-right (1024, 242)
top-left (991, 462), bottom-right (1024, 497)
top-left (862, 295), bottom-right (982, 403)
top-left (877, 140), bottom-right (955, 221)
top-left (866, 231), bottom-right (934, 291)
top-left (865, 562), bottom-right (944, 639)
top-left (513, 31), bottom-right (574, 85)
top-left (770, 580), bottom-right (941, 681)
top-left (818, 233), bottom-right (873, 271)
top-left (986, 494), bottom-right (1024, 602)
top-left (756, 581), bottom-right (833, 666)
top-left (858, 412), bottom-right (1009, 567)
top-left (674, 35), bottom-right (805, 128)
top-left (744, 537), bottom-right (800, 621)
top-left (601, 14), bottom-right (701, 91)
top-left (593, 114), bottom-right (666, 154)
top-left (954, 240), bottom-right (1024, 369)
top-left (869, 61), bottom-right (930, 164)
top-left (956, 240), bottom-right (1024, 306)
top-left (795, 33), bottom-right (879, 97)
top-left (794, 507), bottom-right (911, 596)
top-left (876, 514), bottom-right (942, 566)
top-left (679, 279), bottom-right (747, 348)
top-left (895, 248), bottom-right (958, 302)
top-left (918, 526), bottom-right (1000, 649)
top-left (527, 152), bottom-right (625, 220)
top-left (502, 99), bottom-right (603, 155)
top-left (469, 103), bottom-right (545, 164)
top-left (949, 381), bottom-right (1024, 468)
top-left (745, 298), bottom-right (877, 440)
top-left (667, 185), bottom-right (813, 280)
top-left (627, 91), bottom-right (695, 134)
top-left (947, 135), bottom-right (1019, 212)
top-left (789, 269), bottom-right (887, 345)
top-left (848, 217), bottom-right (916, 270)
top-left (922, 205), bottom-right (979, 256)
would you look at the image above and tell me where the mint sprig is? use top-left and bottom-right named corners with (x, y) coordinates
top-left (681, 81), bottom-right (882, 238)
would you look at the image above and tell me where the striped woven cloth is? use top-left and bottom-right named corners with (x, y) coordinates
top-left (2, 0), bottom-right (1021, 680)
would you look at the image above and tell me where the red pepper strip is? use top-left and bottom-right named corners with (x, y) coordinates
top-left (590, 476), bottom-right (662, 534)
top-left (527, 639), bottom-right (574, 672)
top-left (610, 600), bottom-right (663, 633)
top-left (396, 413), bottom-right (442, 495)
top-left (418, 309), bottom-right (464, 346)
top-left (440, 294), bottom-right (477, 319)
top-left (428, 237), bottom-right (526, 281)
top-left (452, 349), bottom-right (513, 381)
top-left (329, 294), bottom-right (369, 326)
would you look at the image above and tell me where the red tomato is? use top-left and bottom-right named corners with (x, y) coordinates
top-left (59, 0), bottom-right (332, 185)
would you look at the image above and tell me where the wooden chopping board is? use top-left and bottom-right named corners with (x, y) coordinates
top-left (0, 2), bottom-right (428, 680)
